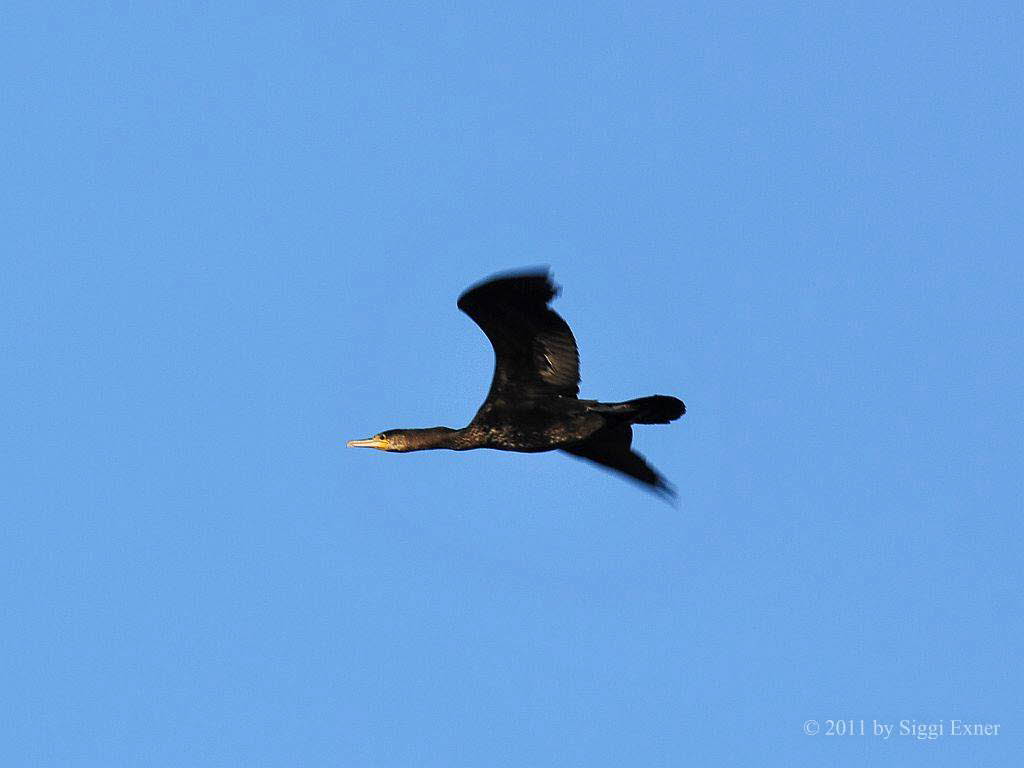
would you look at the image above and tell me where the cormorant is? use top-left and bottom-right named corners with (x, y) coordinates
top-left (348, 270), bottom-right (686, 496)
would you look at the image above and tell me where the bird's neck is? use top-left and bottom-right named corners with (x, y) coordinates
top-left (394, 426), bottom-right (469, 451)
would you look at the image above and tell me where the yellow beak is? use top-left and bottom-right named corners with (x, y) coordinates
top-left (347, 437), bottom-right (389, 450)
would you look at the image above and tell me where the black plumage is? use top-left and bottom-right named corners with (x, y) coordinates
top-left (348, 270), bottom-right (686, 497)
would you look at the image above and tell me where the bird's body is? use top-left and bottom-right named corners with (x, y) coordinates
top-left (348, 270), bottom-right (686, 496)
top-left (461, 401), bottom-right (604, 453)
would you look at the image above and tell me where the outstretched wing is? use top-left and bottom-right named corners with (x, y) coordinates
top-left (457, 269), bottom-right (580, 403)
top-left (561, 424), bottom-right (675, 499)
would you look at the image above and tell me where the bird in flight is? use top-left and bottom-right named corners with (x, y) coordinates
top-left (348, 270), bottom-right (686, 497)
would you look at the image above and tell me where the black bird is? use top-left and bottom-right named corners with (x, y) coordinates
top-left (348, 270), bottom-right (686, 496)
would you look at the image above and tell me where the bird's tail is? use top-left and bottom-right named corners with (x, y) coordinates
top-left (591, 395), bottom-right (686, 425)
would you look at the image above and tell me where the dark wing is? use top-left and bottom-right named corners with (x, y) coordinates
top-left (458, 270), bottom-right (580, 402)
top-left (561, 424), bottom-right (676, 499)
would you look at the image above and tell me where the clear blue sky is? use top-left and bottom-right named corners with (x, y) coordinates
top-left (3, 2), bottom-right (1021, 766)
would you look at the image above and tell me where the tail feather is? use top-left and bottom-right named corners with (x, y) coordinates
top-left (591, 395), bottom-right (685, 425)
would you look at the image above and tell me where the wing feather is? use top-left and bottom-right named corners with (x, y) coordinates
top-left (457, 270), bottom-right (580, 402)
top-left (561, 425), bottom-right (675, 498)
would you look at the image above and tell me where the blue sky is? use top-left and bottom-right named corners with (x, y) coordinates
top-left (3, 2), bottom-right (1021, 766)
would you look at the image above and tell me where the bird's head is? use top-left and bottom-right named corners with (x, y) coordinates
top-left (346, 430), bottom-right (410, 452)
